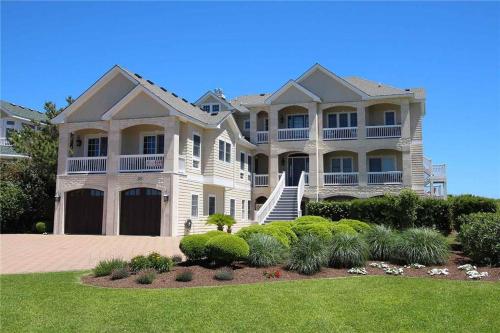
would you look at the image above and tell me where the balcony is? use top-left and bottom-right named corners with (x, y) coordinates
top-left (278, 128), bottom-right (309, 141)
top-left (67, 157), bottom-right (107, 174)
top-left (366, 125), bottom-right (401, 138)
top-left (253, 174), bottom-right (269, 187)
top-left (119, 154), bottom-right (164, 172)
top-left (323, 127), bottom-right (357, 140)
top-left (368, 171), bottom-right (403, 184)
top-left (256, 131), bottom-right (269, 144)
top-left (324, 172), bottom-right (358, 185)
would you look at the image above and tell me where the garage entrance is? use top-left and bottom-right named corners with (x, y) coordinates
top-left (65, 189), bottom-right (104, 234)
top-left (120, 188), bottom-right (161, 236)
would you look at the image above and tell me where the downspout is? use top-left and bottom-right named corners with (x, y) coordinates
top-left (315, 102), bottom-right (320, 202)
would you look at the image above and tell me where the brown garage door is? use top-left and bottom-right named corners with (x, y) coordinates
top-left (65, 189), bottom-right (104, 234)
top-left (120, 188), bottom-right (161, 236)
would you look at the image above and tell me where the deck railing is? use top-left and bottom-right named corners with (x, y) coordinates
top-left (256, 172), bottom-right (285, 224)
top-left (67, 156), bottom-right (107, 174)
top-left (366, 125), bottom-right (401, 138)
top-left (0, 137), bottom-right (12, 146)
top-left (323, 127), bottom-right (357, 140)
top-left (324, 172), bottom-right (358, 185)
top-left (256, 131), bottom-right (269, 144)
top-left (253, 174), bottom-right (269, 187)
top-left (297, 171), bottom-right (306, 217)
top-left (278, 128), bottom-right (309, 141)
top-left (368, 171), bottom-right (403, 184)
top-left (432, 164), bottom-right (446, 181)
top-left (119, 154), bottom-right (164, 172)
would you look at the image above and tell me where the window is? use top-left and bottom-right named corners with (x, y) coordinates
top-left (211, 104), bottom-right (220, 114)
top-left (328, 112), bottom-right (357, 128)
top-left (230, 199), bottom-right (235, 218)
top-left (218, 140), bottom-right (225, 161)
top-left (142, 134), bottom-right (164, 155)
top-left (385, 111), bottom-right (396, 125)
top-left (369, 157), bottom-right (396, 172)
top-left (225, 142), bottom-right (231, 162)
top-left (287, 114), bottom-right (308, 128)
top-left (202, 104), bottom-right (220, 114)
top-left (201, 105), bottom-right (210, 112)
top-left (192, 134), bottom-right (201, 168)
top-left (240, 152), bottom-right (245, 170)
top-left (331, 157), bottom-right (353, 173)
top-left (247, 155), bottom-right (252, 181)
top-left (264, 119), bottom-right (269, 131)
top-left (244, 120), bottom-right (250, 130)
top-left (247, 201), bottom-right (251, 220)
top-left (328, 114), bottom-right (337, 128)
top-left (191, 194), bottom-right (199, 217)
top-left (208, 196), bottom-right (216, 215)
top-left (86, 137), bottom-right (107, 157)
top-left (5, 120), bottom-right (16, 138)
top-left (241, 200), bottom-right (245, 220)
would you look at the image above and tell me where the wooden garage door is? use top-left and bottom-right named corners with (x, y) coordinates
top-left (120, 188), bottom-right (161, 236)
top-left (65, 189), bottom-right (104, 234)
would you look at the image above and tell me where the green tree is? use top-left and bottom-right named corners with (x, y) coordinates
top-left (0, 97), bottom-right (73, 233)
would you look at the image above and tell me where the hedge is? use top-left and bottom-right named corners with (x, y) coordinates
top-left (458, 212), bottom-right (500, 266)
top-left (450, 195), bottom-right (497, 231)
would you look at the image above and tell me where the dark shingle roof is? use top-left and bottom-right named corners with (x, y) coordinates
top-left (0, 100), bottom-right (47, 122)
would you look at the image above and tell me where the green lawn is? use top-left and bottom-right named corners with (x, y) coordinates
top-left (1, 272), bottom-right (499, 332)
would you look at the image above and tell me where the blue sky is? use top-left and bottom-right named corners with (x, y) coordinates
top-left (1, 2), bottom-right (499, 197)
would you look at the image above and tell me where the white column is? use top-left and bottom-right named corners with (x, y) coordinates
top-left (249, 110), bottom-right (257, 144)
top-left (401, 100), bottom-right (411, 138)
top-left (402, 150), bottom-right (412, 186)
top-left (269, 153), bottom-right (279, 188)
top-left (357, 103), bottom-right (366, 140)
top-left (358, 150), bottom-right (367, 186)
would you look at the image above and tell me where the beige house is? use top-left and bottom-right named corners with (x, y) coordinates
top-left (52, 63), bottom-right (446, 236)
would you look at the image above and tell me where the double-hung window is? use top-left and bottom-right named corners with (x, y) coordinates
top-left (142, 134), bottom-right (164, 155)
top-left (241, 200), bottom-right (245, 220)
top-left (287, 114), bottom-right (308, 128)
top-left (230, 199), bottom-right (235, 218)
top-left (208, 196), bottom-right (216, 215)
top-left (244, 120), bottom-right (250, 130)
top-left (191, 194), bottom-right (199, 217)
top-left (328, 112), bottom-right (357, 128)
top-left (247, 155), bottom-right (252, 181)
top-left (218, 140), bottom-right (232, 163)
top-left (247, 201), bottom-right (251, 220)
top-left (201, 104), bottom-right (220, 115)
top-left (240, 152), bottom-right (245, 171)
top-left (331, 157), bottom-right (353, 173)
top-left (86, 136), bottom-right (108, 157)
top-left (225, 142), bottom-right (231, 162)
top-left (192, 134), bottom-right (201, 168)
top-left (202, 105), bottom-right (210, 112)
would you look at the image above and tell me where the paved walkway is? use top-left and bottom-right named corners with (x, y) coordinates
top-left (0, 234), bottom-right (182, 274)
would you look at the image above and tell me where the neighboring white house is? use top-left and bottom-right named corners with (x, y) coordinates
top-left (51, 64), bottom-right (447, 237)
top-left (0, 100), bottom-right (47, 159)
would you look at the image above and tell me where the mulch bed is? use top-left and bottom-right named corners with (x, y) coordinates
top-left (81, 251), bottom-right (499, 289)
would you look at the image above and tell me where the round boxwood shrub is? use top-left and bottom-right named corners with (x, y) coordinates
top-left (394, 228), bottom-right (449, 265)
top-left (292, 223), bottom-right (334, 242)
top-left (236, 225), bottom-right (290, 248)
top-left (205, 230), bottom-right (226, 238)
top-left (458, 213), bottom-right (500, 266)
top-left (329, 233), bottom-right (369, 268)
top-left (205, 234), bottom-right (250, 264)
top-left (179, 234), bottom-right (211, 261)
top-left (337, 219), bottom-right (372, 233)
top-left (129, 255), bottom-right (150, 272)
top-left (35, 222), bottom-right (46, 233)
top-left (364, 225), bottom-right (399, 261)
top-left (287, 234), bottom-right (328, 275)
top-left (246, 233), bottom-right (288, 267)
top-left (294, 215), bottom-right (331, 224)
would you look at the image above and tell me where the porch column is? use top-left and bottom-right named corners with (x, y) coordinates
top-left (358, 150), bottom-right (368, 187)
top-left (269, 153), bottom-right (279, 188)
top-left (402, 150), bottom-right (412, 187)
top-left (56, 125), bottom-right (70, 175)
top-left (164, 117), bottom-right (180, 236)
top-left (249, 110), bottom-right (257, 144)
top-left (357, 103), bottom-right (366, 140)
top-left (53, 178), bottom-right (65, 234)
top-left (308, 152), bottom-right (318, 189)
top-left (269, 105), bottom-right (280, 143)
top-left (106, 122), bottom-right (120, 235)
top-left (164, 118), bottom-right (180, 172)
top-left (308, 102), bottom-right (319, 142)
top-left (107, 121), bottom-right (120, 174)
top-left (401, 100), bottom-right (411, 138)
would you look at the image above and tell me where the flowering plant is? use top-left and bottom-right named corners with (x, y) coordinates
top-left (263, 270), bottom-right (282, 279)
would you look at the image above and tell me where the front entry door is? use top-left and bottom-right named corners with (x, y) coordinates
top-left (287, 157), bottom-right (309, 186)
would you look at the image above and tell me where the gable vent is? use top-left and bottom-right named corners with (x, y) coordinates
top-left (146, 79), bottom-right (154, 85)
top-left (134, 73), bottom-right (142, 79)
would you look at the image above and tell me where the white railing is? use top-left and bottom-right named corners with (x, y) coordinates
top-left (323, 127), bottom-right (357, 140)
top-left (0, 137), bottom-right (12, 146)
top-left (67, 156), bottom-right (107, 174)
top-left (179, 155), bottom-right (186, 174)
top-left (366, 125), bottom-right (401, 138)
top-left (368, 171), bottom-right (403, 184)
top-left (256, 131), bottom-right (269, 144)
top-left (278, 128), bottom-right (309, 141)
top-left (253, 174), bottom-right (269, 187)
top-left (324, 172), bottom-right (358, 185)
top-left (432, 164), bottom-right (446, 181)
top-left (256, 172), bottom-right (285, 224)
top-left (424, 156), bottom-right (432, 175)
top-left (297, 171), bottom-right (306, 217)
top-left (119, 154), bottom-right (164, 172)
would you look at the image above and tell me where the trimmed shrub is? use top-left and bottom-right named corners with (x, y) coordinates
top-left (136, 269), bottom-right (156, 284)
top-left (393, 189), bottom-right (419, 229)
top-left (331, 224), bottom-right (357, 236)
top-left (337, 219), bottom-right (372, 233)
top-left (214, 267), bottom-right (234, 281)
top-left (110, 267), bottom-right (130, 280)
top-left (350, 197), bottom-right (393, 226)
top-left (179, 234), bottom-right (211, 261)
top-left (364, 225), bottom-right (399, 261)
top-left (147, 252), bottom-right (174, 273)
top-left (129, 255), bottom-right (150, 272)
top-left (93, 258), bottom-right (127, 277)
top-left (292, 223), bottom-right (334, 242)
top-left (206, 213), bottom-right (236, 232)
top-left (294, 215), bottom-right (331, 224)
top-left (328, 233), bottom-right (369, 268)
top-left (175, 269), bottom-right (193, 282)
top-left (306, 201), bottom-right (351, 221)
top-left (416, 198), bottom-right (452, 234)
top-left (205, 230), bottom-right (226, 238)
top-left (451, 195), bottom-right (497, 231)
top-left (458, 213), bottom-right (500, 266)
top-left (236, 225), bottom-right (290, 248)
top-left (287, 234), bottom-right (328, 275)
top-left (246, 234), bottom-right (288, 267)
top-left (35, 222), bottom-right (46, 233)
top-left (264, 222), bottom-right (299, 245)
top-left (394, 228), bottom-right (449, 265)
top-left (205, 234), bottom-right (250, 264)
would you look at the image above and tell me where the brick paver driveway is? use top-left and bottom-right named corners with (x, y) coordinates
top-left (0, 234), bottom-right (182, 274)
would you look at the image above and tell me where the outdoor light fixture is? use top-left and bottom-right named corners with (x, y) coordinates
top-left (54, 193), bottom-right (61, 202)
top-left (163, 194), bottom-right (169, 202)
top-left (184, 219), bottom-right (192, 230)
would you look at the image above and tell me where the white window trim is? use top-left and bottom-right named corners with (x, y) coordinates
top-left (218, 139), bottom-right (232, 163)
top-left (229, 198), bottom-right (235, 218)
top-left (384, 111), bottom-right (397, 125)
top-left (368, 155), bottom-right (397, 172)
top-left (139, 131), bottom-right (163, 154)
top-left (286, 113), bottom-right (309, 129)
top-left (201, 103), bottom-right (221, 115)
top-left (191, 193), bottom-right (199, 218)
top-left (326, 111), bottom-right (357, 128)
top-left (241, 199), bottom-right (246, 221)
top-left (84, 134), bottom-right (106, 157)
top-left (330, 156), bottom-right (354, 173)
top-left (192, 132), bottom-right (201, 169)
top-left (208, 194), bottom-right (217, 216)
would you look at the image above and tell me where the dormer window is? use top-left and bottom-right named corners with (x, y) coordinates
top-left (201, 104), bottom-right (220, 115)
top-left (202, 105), bottom-right (210, 112)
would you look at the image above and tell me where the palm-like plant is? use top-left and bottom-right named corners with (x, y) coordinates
top-left (206, 214), bottom-right (235, 232)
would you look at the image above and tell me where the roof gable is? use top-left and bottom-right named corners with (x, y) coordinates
top-left (0, 100), bottom-right (47, 122)
top-left (265, 80), bottom-right (321, 105)
top-left (195, 91), bottom-right (234, 111)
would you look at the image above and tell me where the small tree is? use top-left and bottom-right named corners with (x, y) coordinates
top-left (395, 189), bottom-right (420, 229)
top-left (206, 214), bottom-right (236, 233)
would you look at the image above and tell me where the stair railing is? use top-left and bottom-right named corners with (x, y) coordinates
top-left (297, 171), bottom-right (306, 217)
top-left (255, 172), bottom-right (286, 224)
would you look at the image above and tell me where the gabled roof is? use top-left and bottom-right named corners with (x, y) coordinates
top-left (0, 100), bottom-right (46, 122)
top-left (343, 76), bottom-right (416, 98)
top-left (194, 91), bottom-right (235, 111)
top-left (265, 80), bottom-right (321, 104)
top-left (230, 93), bottom-right (270, 108)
